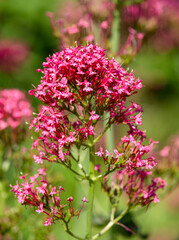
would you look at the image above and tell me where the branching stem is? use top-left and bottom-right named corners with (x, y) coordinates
top-left (92, 207), bottom-right (129, 240)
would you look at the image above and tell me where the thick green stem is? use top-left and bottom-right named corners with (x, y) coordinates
top-left (86, 135), bottom-right (95, 240)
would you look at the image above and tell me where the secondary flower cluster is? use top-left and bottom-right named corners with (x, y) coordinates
top-left (0, 39), bottom-right (29, 72)
top-left (0, 89), bottom-right (32, 130)
top-left (159, 135), bottom-right (179, 167)
top-left (29, 44), bottom-right (143, 165)
top-left (47, 0), bottom-right (115, 48)
top-left (102, 169), bottom-right (166, 207)
top-left (95, 135), bottom-right (157, 170)
top-left (122, 0), bottom-right (179, 51)
top-left (10, 169), bottom-right (87, 226)
top-left (47, 0), bottom-right (144, 60)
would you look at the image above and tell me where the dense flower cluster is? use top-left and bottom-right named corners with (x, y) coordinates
top-left (102, 169), bottom-right (166, 207)
top-left (10, 169), bottom-right (87, 226)
top-left (0, 89), bottom-right (32, 130)
top-left (0, 39), bottom-right (29, 72)
top-left (29, 44), bottom-right (144, 166)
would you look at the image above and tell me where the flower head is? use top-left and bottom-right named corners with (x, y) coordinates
top-left (0, 39), bottom-right (29, 72)
top-left (0, 89), bottom-right (32, 131)
top-left (10, 169), bottom-right (87, 225)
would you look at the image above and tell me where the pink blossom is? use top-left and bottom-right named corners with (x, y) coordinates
top-left (103, 169), bottom-right (166, 207)
top-left (159, 146), bottom-right (170, 157)
top-left (67, 24), bottom-right (79, 35)
top-left (33, 153), bottom-right (44, 164)
top-left (78, 19), bottom-right (89, 28)
top-left (10, 169), bottom-right (87, 225)
top-left (0, 39), bottom-right (29, 72)
top-left (0, 89), bottom-right (32, 131)
top-left (36, 203), bottom-right (44, 213)
top-left (113, 149), bottom-right (124, 159)
top-left (94, 164), bottom-right (101, 173)
top-left (100, 21), bottom-right (108, 29)
top-left (49, 186), bottom-right (57, 195)
top-left (44, 218), bottom-right (52, 226)
top-left (89, 111), bottom-right (99, 121)
top-left (28, 44), bottom-right (158, 171)
top-left (85, 34), bottom-right (94, 42)
top-left (95, 147), bottom-right (104, 157)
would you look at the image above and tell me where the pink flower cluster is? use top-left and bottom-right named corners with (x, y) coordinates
top-left (95, 136), bottom-right (157, 170)
top-left (29, 44), bottom-right (143, 164)
top-left (102, 169), bottom-right (166, 207)
top-left (47, 0), bottom-right (144, 58)
top-left (10, 169), bottom-right (87, 226)
top-left (47, 0), bottom-right (115, 49)
top-left (120, 28), bottom-right (144, 61)
top-left (122, 0), bottom-right (164, 23)
top-left (0, 89), bottom-right (32, 130)
top-left (0, 39), bottom-right (29, 72)
top-left (27, 44), bottom-right (165, 209)
top-left (158, 135), bottom-right (179, 167)
top-left (122, 0), bottom-right (179, 51)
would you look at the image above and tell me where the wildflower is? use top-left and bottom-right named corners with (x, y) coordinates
top-left (10, 169), bottom-right (87, 225)
top-left (95, 147), bottom-right (104, 157)
top-left (0, 39), bottom-right (29, 72)
top-left (29, 44), bottom-right (145, 165)
top-left (103, 169), bottom-right (166, 207)
top-left (0, 89), bottom-right (32, 131)
top-left (94, 164), bottom-right (101, 173)
top-left (89, 111), bottom-right (99, 121)
top-left (36, 203), bottom-right (44, 213)
top-left (44, 218), bottom-right (52, 226)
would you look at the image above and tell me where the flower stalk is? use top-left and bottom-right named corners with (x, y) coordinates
top-left (92, 207), bottom-right (130, 240)
top-left (87, 135), bottom-right (95, 240)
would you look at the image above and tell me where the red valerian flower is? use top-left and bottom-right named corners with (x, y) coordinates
top-left (0, 39), bottom-right (29, 72)
top-left (27, 43), bottom-right (165, 212)
top-left (102, 169), bottom-right (166, 207)
top-left (29, 44), bottom-right (144, 165)
top-left (10, 169), bottom-right (87, 226)
top-left (0, 89), bottom-right (32, 130)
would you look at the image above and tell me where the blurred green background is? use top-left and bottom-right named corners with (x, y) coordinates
top-left (0, 0), bottom-right (179, 239)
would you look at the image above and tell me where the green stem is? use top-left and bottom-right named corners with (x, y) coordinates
top-left (92, 207), bottom-right (129, 240)
top-left (86, 135), bottom-right (95, 240)
top-left (111, 0), bottom-right (121, 54)
top-left (61, 161), bottom-right (86, 179)
top-left (94, 123), bottom-right (111, 144)
top-left (62, 219), bottom-right (85, 240)
top-left (95, 166), bottom-right (117, 181)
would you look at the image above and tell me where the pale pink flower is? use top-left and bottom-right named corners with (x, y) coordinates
top-left (44, 218), bottom-right (52, 226)
top-left (95, 147), bottom-right (104, 157)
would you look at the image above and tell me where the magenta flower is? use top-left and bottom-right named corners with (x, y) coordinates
top-left (29, 44), bottom-right (146, 166)
top-left (0, 39), bottom-right (29, 72)
top-left (103, 169), bottom-right (166, 207)
top-left (0, 89), bottom-right (32, 131)
top-left (10, 43), bottom-right (166, 237)
top-left (10, 169), bottom-right (87, 225)
top-left (121, 0), bottom-right (179, 51)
